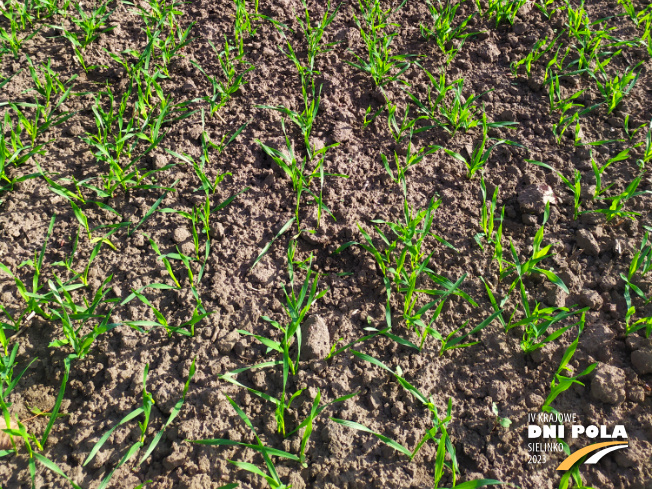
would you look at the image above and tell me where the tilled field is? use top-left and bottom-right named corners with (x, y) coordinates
top-left (0, 0), bottom-right (651, 488)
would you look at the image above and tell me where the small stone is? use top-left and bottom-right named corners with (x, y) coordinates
top-left (152, 153), bottom-right (169, 169)
top-left (631, 349), bottom-right (652, 375)
top-left (627, 385), bottom-right (646, 403)
top-left (288, 473), bottom-right (306, 489)
top-left (188, 124), bottom-right (203, 141)
top-left (582, 323), bottom-right (615, 356)
top-left (478, 43), bottom-right (500, 62)
top-left (599, 274), bottom-right (618, 292)
top-left (302, 316), bottom-right (330, 360)
top-left (173, 227), bottom-right (191, 243)
top-left (591, 365), bottom-right (626, 404)
top-left (546, 286), bottom-right (568, 307)
top-left (525, 393), bottom-right (544, 408)
top-left (575, 229), bottom-right (600, 256)
top-left (209, 222), bottom-right (225, 241)
top-left (310, 359), bottom-right (327, 374)
top-left (579, 212), bottom-right (606, 226)
top-left (181, 80), bottom-right (196, 93)
top-left (517, 184), bottom-right (558, 214)
top-left (67, 123), bottom-right (84, 137)
top-left (579, 289), bottom-right (603, 310)
top-left (180, 241), bottom-right (195, 257)
top-left (218, 330), bottom-right (240, 352)
top-left (332, 122), bottom-right (353, 142)
top-left (163, 445), bottom-right (188, 470)
top-left (513, 23), bottom-right (527, 35)
top-left (489, 380), bottom-right (508, 401)
top-left (132, 234), bottom-right (145, 248)
top-left (626, 336), bottom-right (651, 351)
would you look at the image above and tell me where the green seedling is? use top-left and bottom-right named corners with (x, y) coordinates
top-left (288, 388), bottom-right (358, 466)
top-left (534, 0), bottom-right (566, 20)
top-left (479, 0), bottom-right (528, 26)
top-left (0, 215), bottom-right (63, 325)
top-left (340, 351), bottom-right (504, 488)
top-left (81, 83), bottom-right (180, 197)
top-left (551, 103), bottom-right (602, 146)
top-left (474, 177), bottom-right (501, 248)
top-left (203, 119), bottom-right (249, 155)
top-left (0, 15), bottom-right (39, 57)
top-left (621, 229), bottom-right (652, 336)
top-left (143, 233), bottom-right (181, 288)
top-left (127, 0), bottom-right (185, 30)
top-left (511, 32), bottom-right (562, 78)
top-left (250, 218), bottom-right (294, 271)
top-left (126, 284), bottom-right (212, 337)
top-left (386, 102), bottom-right (420, 143)
top-left (52, 224), bottom-right (118, 286)
top-left (436, 78), bottom-right (492, 136)
top-left (439, 112), bottom-right (523, 179)
top-left (153, 21), bottom-right (196, 75)
top-left (527, 160), bottom-right (582, 219)
top-left (542, 317), bottom-right (597, 415)
top-left (623, 114), bottom-right (647, 141)
top-left (234, 0), bottom-right (259, 38)
top-left (335, 198), bottom-right (469, 349)
top-left (407, 69), bottom-right (516, 138)
top-left (491, 403), bottom-right (512, 429)
top-left (84, 361), bottom-right (195, 488)
top-left (591, 61), bottom-right (643, 114)
top-left (257, 82), bottom-right (330, 161)
top-left (557, 440), bottom-right (597, 489)
top-left (69, 0), bottom-right (115, 48)
top-left (587, 173), bottom-right (650, 221)
top-left (24, 55), bottom-right (78, 113)
top-left (46, 275), bottom-right (120, 359)
top-left (231, 248), bottom-right (327, 435)
top-left (347, 0), bottom-right (417, 87)
top-left (1, 1), bottom-right (34, 29)
top-left (547, 74), bottom-right (585, 115)
top-left (506, 304), bottom-right (589, 354)
top-left (0, 117), bottom-right (46, 195)
top-left (420, 0), bottom-right (479, 62)
top-left (363, 103), bottom-right (386, 128)
top-left (295, 0), bottom-right (341, 79)
top-left (192, 38), bottom-right (254, 116)
top-left (618, 0), bottom-right (652, 27)
top-left (436, 309), bottom-right (504, 355)
top-left (7, 95), bottom-right (75, 146)
top-left (381, 136), bottom-right (439, 197)
top-left (191, 394), bottom-right (299, 489)
top-left (635, 118), bottom-right (652, 168)
top-left (165, 141), bottom-right (233, 196)
top-left (256, 119), bottom-right (343, 231)
top-left (590, 148), bottom-right (630, 197)
top-left (499, 204), bottom-right (569, 326)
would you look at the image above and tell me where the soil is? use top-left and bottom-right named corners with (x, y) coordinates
top-left (0, 0), bottom-right (651, 488)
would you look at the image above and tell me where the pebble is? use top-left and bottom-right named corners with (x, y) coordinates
top-left (591, 365), bottom-right (626, 404)
top-left (517, 184), bottom-right (557, 214)
top-left (173, 227), bottom-right (191, 243)
top-left (575, 229), bottom-right (600, 256)
top-left (218, 330), bottom-right (240, 352)
top-left (631, 349), bottom-right (652, 375)
top-left (302, 316), bottom-right (330, 360)
top-left (579, 289), bottom-right (603, 310)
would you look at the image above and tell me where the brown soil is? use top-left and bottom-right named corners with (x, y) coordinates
top-left (0, 0), bottom-right (651, 488)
